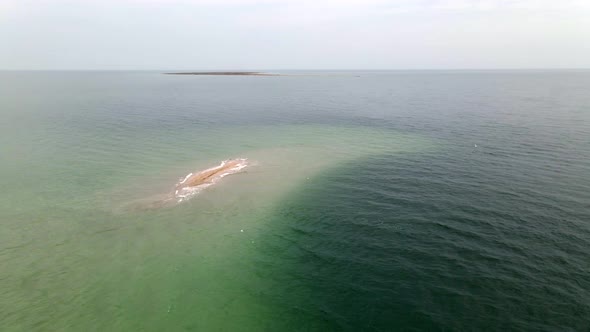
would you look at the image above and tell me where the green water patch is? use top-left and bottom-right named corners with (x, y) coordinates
top-left (0, 125), bottom-right (434, 331)
top-left (254, 150), bottom-right (590, 330)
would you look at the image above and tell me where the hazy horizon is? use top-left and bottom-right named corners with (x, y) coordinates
top-left (2, 0), bottom-right (590, 70)
top-left (2, 68), bottom-right (590, 71)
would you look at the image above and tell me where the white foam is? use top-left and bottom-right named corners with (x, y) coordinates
top-left (179, 173), bottom-right (193, 184)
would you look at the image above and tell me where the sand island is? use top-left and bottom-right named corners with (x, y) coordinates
top-left (174, 158), bottom-right (249, 202)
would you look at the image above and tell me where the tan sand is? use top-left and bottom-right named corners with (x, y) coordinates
top-left (123, 159), bottom-right (249, 210)
top-left (177, 159), bottom-right (247, 189)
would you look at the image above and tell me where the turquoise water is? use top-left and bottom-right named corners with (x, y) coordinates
top-left (1, 71), bottom-right (590, 330)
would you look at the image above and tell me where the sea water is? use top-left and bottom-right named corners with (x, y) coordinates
top-left (1, 70), bottom-right (589, 331)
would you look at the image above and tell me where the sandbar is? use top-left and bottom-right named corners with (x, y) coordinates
top-left (174, 158), bottom-right (248, 202)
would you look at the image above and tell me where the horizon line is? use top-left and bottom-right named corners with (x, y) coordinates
top-left (2, 68), bottom-right (590, 72)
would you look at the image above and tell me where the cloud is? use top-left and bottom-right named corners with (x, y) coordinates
top-left (122, 0), bottom-right (590, 10)
top-left (426, 0), bottom-right (590, 11)
top-left (4, 0), bottom-right (589, 12)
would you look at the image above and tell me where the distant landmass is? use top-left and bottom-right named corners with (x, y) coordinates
top-left (164, 72), bottom-right (278, 76)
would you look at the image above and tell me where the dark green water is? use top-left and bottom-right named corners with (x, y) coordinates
top-left (1, 71), bottom-right (589, 331)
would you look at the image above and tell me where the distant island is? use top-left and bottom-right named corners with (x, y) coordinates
top-left (164, 72), bottom-right (279, 76)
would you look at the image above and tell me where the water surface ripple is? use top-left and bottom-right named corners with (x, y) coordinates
top-left (0, 70), bottom-right (589, 331)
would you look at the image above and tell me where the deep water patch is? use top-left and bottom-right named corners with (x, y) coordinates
top-left (256, 150), bottom-right (590, 331)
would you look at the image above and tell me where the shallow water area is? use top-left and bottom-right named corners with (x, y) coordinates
top-left (0, 113), bottom-right (429, 331)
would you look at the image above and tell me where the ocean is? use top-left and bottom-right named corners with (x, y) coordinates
top-left (1, 70), bottom-right (589, 331)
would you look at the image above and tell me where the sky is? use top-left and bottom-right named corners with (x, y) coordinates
top-left (1, 0), bottom-right (589, 70)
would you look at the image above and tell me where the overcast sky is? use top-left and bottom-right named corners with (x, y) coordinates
top-left (1, 0), bottom-right (589, 70)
